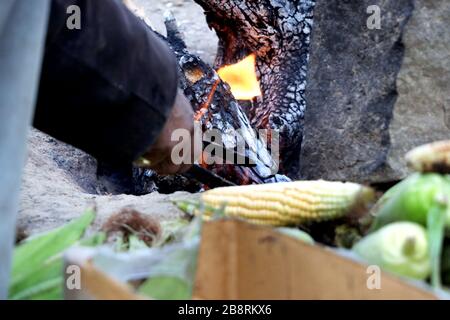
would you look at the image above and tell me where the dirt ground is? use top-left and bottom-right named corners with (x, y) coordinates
top-left (19, 130), bottom-right (196, 237)
top-left (133, 0), bottom-right (218, 64)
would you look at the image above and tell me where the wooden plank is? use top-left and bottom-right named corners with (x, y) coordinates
top-left (194, 220), bottom-right (438, 300)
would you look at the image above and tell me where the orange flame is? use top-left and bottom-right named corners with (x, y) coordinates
top-left (217, 54), bottom-right (262, 100)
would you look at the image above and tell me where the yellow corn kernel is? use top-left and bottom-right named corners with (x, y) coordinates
top-left (200, 180), bottom-right (375, 227)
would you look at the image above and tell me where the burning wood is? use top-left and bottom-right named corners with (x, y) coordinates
top-left (127, 1), bottom-right (315, 190)
top-left (163, 13), bottom-right (290, 186)
top-left (217, 54), bottom-right (262, 101)
top-left (194, 0), bottom-right (316, 176)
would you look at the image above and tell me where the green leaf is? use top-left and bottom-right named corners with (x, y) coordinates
top-left (137, 219), bottom-right (201, 299)
top-left (9, 209), bottom-right (95, 299)
top-left (175, 199), bottom-right (226, 219)
top-left (427, 196), bottom-right (448, 289)
top-left (174, 200), bottom-right (200, 216)
top-left (80, 232), bottom-right (106, 247)
top-left (9, 257), bottom-right (62, 300)
top-left (13, 277), bottom-right (62, 300)
top-left (30, 284), bottom-right (63, 300)
top-left (139, 276), bottom-right (190, 300)
top-left (156, 219), bottom-right (191, 246)
top-left (128, 235), bottom-right (150, 251)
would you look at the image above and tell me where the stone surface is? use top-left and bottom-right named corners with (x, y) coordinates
top-left (18, 130), bottom-right (193, 237)
top-left (387, 0), bottom-right (450, 178)
top-left (300, 0), bottom-right (450, 183)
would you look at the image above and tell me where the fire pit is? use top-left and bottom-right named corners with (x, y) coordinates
top-left (194, 0), bottom-right (315, 176)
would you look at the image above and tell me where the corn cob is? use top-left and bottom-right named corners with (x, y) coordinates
top-left (406, 140), bottom-right (450, 174)
top-left (353, 222), bottom-right (431, 280)
top-left (200, 180), bottom-right (375, 227)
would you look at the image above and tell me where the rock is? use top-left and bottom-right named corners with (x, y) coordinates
top-left (300, 0), bottom-right (450, 183)
top-left (386, 0), bottom-right (450, 178)
top-left (18, 129), bottom-right (194, 237)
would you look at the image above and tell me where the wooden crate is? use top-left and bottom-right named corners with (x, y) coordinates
top-left (194, 220), bottom-right (438, 300)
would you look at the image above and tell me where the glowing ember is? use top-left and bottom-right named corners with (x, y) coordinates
top-left (217, 54), bottom-right (262, 100)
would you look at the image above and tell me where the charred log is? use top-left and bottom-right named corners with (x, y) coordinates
top-left (164, 13), bottom-right (289, 185)
top-left (194, 0), bottom-right (315, 176)
top-left (107, 7), bottom-right (292, 194)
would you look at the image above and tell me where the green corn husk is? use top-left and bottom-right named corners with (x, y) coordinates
top-left (427, 198), bottom-right (448, 288)
top-left (353, 222), bottom-right (431, 280)
top-left (370, 173), bottom-right (450, 288)
top-left (276, 228), bottom-right (315, 245)
top-left (371, 173), bottom-right (450, 230)
top-left (137, 216), bottom-right (203, 300)
top-left (9, 210), bottom-right (95, 300)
